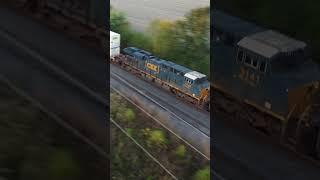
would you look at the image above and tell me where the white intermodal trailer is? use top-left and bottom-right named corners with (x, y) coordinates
top-left (110, 31), bottom-right (120, 59)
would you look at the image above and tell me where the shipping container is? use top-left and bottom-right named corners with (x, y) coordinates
top-left (110, 31), bottom-right (120, 58)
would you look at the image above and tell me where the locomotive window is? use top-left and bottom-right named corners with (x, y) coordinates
top-left (237, 50), bottom-right (244, 63)
top-left (244, 55), bottom-right (252, 65)
top-left (252, 58), bottom-right (258, 68)
top-left (259, 61), bottom-right (267, 73)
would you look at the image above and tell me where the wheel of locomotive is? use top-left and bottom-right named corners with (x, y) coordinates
top-left (170, 87), bottom-right (176, 94)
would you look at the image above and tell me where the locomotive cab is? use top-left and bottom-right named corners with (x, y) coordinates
top-left (234, 30), bottom-right (310, 114)
top-left (236, 30), bottom-right (320, 150)
top-left (184, 71), bottom-right (209, 99)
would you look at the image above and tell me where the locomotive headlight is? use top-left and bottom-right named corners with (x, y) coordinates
top-left (193, 94), bottom-right (195, 97)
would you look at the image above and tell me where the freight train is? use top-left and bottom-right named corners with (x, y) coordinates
top-left (212, 9), bottom-right (320, 159)
top-left (110, 31), bottom-right (210, 110)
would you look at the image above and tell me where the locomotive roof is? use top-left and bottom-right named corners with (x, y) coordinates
top-left (172, 64), bottom-right (191, 73)
top-left (238, 30), bottom-right (307, 58)
top-left (161, 60), bottom-right (191, 72)
top-left (161, 61), bottom-right (176, 67)
top-left (184, 71), bottom-right (206, 81)
top-left (212, 9), bottom-right (265, 38)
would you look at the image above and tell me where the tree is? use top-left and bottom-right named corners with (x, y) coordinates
top-left (147, 7), bottom-right (210, 75)
top-left (110, 7), bottom-right (129, 33)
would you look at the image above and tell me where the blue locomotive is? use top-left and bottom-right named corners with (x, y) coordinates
top-left (212, 9), bottom-right (320, 158)
top-left (116, 47), bottom-right (210, 109)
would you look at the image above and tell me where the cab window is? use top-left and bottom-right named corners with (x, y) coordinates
top-left (244, 54), bottom-right (252, 65)
top-left (252, 58), bottom-right (258, 68)
top-left (237, 50), bottom-right (244, 63)
top-left (259, 61), bottom-right (267, 73)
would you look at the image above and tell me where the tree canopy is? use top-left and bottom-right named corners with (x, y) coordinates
top-left (110, 7), bottom-right (210, 75)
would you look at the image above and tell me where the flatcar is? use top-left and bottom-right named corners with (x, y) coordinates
top-left (212, 9), bottom-right (320, 159)
top-left (110, 44), bottom-right (210, 110)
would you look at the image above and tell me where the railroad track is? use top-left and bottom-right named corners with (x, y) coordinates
top-left (111, 68), bottom-right (210, 156)
top-left (0, 25), bottom-right (108, 147)
top-left (3, 0), bottom-right (105, 50)
top-left (111, 64), bottom-right (210, 137)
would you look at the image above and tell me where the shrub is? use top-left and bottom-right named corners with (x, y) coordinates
top-left (147, 130), bottom-right (168, 148)
top-left (124, 108), bottom-right (135, 122)
top-left (175, 145), bottom-right (186, 158)
top-left (193, 166), bottom-right (210, 180)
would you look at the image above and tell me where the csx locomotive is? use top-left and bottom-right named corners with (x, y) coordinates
top-left (212, 9), bottom-right (320, 158)
top-left (111, 46), bottom-right (210, 110)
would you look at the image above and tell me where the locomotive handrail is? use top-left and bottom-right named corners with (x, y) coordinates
top-left (286, 103), bottom-right (297, 121)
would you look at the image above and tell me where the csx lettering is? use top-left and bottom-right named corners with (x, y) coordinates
top-left (146, 63), bottom-right (158, 72)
